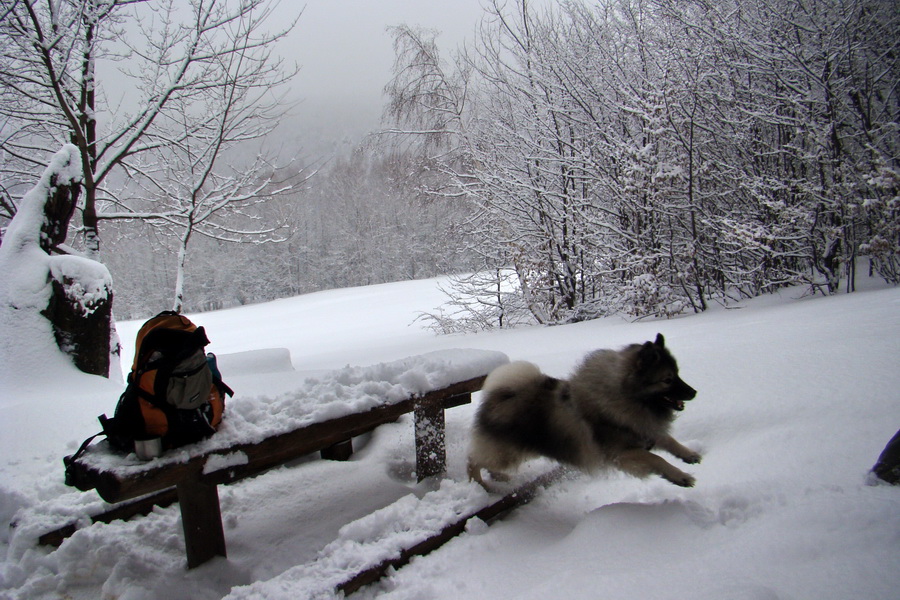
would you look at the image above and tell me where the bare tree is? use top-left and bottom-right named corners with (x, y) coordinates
top-left (388, 0), bottom-right (899, 331)
top-left (0, 0), bottom-right (299, 258)
top-left (122, 7), bottom-right (300, 312)
top-left (383, 23), bottom-right (470, 158)
top-left (0, 0), bottom-right (300, 373)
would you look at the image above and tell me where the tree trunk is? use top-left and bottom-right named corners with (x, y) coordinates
top-left (42, 278), bottom-right (112, 377)
top-left (42, 162), bottom-right (112, 376)
top-left (172, 226), bottom-right (192, 313)
top-left (30, 146), bottom-right (113, 377)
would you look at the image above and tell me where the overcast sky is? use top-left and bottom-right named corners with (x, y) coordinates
top-left (272, 0), bottom-right (494, 159)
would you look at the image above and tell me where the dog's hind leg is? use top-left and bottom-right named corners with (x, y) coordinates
top-left (616, 449), bottom-right (696, 487)
top-left (656, 434), bottom-right (702, 465)
top-left (467, 456), bottom-right (514, 488)
top-left (467, 433), bottom-right (525, 488)
top-left (467, 457), bottom-right (487, 486)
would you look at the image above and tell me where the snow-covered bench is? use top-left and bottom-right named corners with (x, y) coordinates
top-left (63, 349), bottom-right (509, 568)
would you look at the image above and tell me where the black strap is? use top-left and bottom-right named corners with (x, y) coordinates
top-left (216, 380), bottom-right (235, 398)
top-left (141, 327), bottom-right (210, 372)
top-left (207, 352), bottom-right (234, 398)
top-left (64, 430), bottom-right (104, 467)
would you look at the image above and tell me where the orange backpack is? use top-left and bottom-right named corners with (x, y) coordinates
top-left (102, 311), bottom-right (232, 454)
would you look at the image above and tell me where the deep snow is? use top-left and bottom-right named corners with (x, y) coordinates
top-left (1, 275), bottom-right (898, 600)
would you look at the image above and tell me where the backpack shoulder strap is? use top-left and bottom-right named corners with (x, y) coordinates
top-left (206, 352), bottom-right (234, 398)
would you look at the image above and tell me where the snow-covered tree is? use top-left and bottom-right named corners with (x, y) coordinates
top-left (0, 145), bottom-right (114, 378)
top-left (388, 0), bottom-right (899, 330)
top-left (1, 0), bottom-right (300, 313)
top-left (0, 0), bottom-right (298, 253)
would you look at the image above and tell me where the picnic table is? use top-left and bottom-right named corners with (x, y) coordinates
top-left (62, 349), bottom-right (509, 568)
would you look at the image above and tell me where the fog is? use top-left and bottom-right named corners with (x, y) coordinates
top-left (271, 0), bottom-right (491, 160)
top-left (90, 1), bottom-right (538, 163)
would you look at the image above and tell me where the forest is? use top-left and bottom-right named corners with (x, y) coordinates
top-left (1, 0), bottom-right (898, 325)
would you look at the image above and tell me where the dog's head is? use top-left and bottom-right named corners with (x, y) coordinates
top-left (635, 333), bottom-right (697, 412)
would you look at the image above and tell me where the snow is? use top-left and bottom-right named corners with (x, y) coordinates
top-left (1, 274), bottom-right (899, 600)
top-left (48, 256), bottom-right (113, 317)
top-left (0, 144), bottom-right (82, 253)
top-left (225, 479), bottom-right (491, 600)
top-left (204, 452), bottom-right (250, 476)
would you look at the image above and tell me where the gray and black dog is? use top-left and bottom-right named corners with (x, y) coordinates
top-left (467, 334), bottom-right (701, 488)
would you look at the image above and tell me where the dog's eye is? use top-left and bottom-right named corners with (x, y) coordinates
top-left (662, 376), bottom-right (674, 385)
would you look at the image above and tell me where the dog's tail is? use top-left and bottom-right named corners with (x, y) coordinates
top-left (482, 361), bottom-right (545, 394)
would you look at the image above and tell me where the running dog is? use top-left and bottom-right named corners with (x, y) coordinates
top-left (467, 334), bottom-right (701, 487)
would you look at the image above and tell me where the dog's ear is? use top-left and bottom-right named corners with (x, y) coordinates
top-left (654, 333), bottom-right (665, 348)
top-left (638, 340), bottom-right (660, 368)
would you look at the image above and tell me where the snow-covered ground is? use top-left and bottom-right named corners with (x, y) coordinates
top-left (1, 275), bottom-right (898, 600)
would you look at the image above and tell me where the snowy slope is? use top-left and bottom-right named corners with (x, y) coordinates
top-left (1, 276), bottom-right (898, 600)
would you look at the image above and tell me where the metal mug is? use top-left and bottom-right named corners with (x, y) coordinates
top-left (134, 437), bottom-right (162, 460)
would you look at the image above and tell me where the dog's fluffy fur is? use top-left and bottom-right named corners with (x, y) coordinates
top-left (467, 334), bottom-right (701, 487)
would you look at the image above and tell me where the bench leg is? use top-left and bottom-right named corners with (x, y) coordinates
top-left (321, 438), bottom-right (354, 461)
top-left (176, 478), bottom-right (227, 568)
top-left (414, 397), bottom-right (446, 482)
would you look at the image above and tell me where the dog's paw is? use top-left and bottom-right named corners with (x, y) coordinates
top-left (680, 451), bottom-right (702, 465)
top-left (487, 470), bottom-right (511, 483)
top-left (665, 471), bottom-right (696, 488)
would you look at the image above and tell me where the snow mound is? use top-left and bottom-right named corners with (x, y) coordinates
top-left (215, 348), bottom-right (295, 376)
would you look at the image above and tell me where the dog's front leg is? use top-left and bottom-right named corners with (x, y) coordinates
top-left (656, 434), bottom-right (702, 465)
top-left (617, 449), bottom-right (696, 487)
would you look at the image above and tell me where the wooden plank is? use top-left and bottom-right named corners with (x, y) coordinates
top-left (336, 467), bottom-right (566, 596)
top-left (442, 391), bottom-right (472, 410)
top-left (415, 377), bottom-right (485, 405)
top-left (38, 488), bottom-right (179, 547)
top-left (66, 398), bottom-right (416, 501)
top-left (201, 397), bottom-right (419, 487)
top-left (177, 477), bottom-right (227, 568)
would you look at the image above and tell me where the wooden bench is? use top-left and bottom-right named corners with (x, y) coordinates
top-left (63, 357), bottom-right (502, 569)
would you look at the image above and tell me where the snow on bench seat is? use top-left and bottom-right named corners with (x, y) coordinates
top-left (74, 348), bottom-right (509, 476)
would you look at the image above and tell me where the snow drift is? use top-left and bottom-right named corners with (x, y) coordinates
top-left (1, 275), bottom-right (898, 600)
